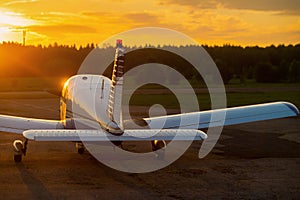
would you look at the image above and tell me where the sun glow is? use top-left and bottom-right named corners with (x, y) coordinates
top-left (0, 10), bottom-right (37, 43)
top-left (0, 1), bottom-right (299, 46)
top-left (0, 11), bottom-right (35, 26)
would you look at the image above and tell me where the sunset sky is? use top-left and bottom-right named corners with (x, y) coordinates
top-left (0, 0), bottom-right (299, 47)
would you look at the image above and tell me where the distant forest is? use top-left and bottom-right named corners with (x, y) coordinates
top-left (0, 42), bottom-right (300, 84)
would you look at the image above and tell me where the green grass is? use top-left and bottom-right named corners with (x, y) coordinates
top-left (128, 78), bottom-right (300, 110)
top-left (0, 77), bottom-right (66, 92)
top-left (227, 78), bottom-right (300, 88)
top-left (0, 77), bottom-right (299, 111)
top-left (226, 91), bottom-right (300, 108)
top-left (128, 91), bottom-right (300, 111)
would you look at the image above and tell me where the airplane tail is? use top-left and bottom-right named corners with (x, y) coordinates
top-left (107, 39), bottom-right (124, 134)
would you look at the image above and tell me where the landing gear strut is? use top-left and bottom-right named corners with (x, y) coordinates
top-left (13, 139), bottom-right (28, 162)
top-left (152, 140), bottom-right (166, 160)
top-left (76, 142), bottom-right (85, 154)
top-left (151, 140), bottom-right (166, 151)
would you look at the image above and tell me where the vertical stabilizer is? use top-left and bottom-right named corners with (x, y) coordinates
top-left (107, 39), bottom-right (124, 134)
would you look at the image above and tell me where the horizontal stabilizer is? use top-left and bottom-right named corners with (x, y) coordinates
top-left (23, 129), bottom-right (207, 141)
top-left (0, 114), bottom-right (64, 134)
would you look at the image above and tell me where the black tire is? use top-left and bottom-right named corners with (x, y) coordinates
top-left (77, 148), bottom-right (84, 154)
top-left (14, 154), bottom-right (22, 162)
top-left (151, 140), bottom-right (166, 151)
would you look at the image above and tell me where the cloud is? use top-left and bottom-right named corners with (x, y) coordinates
top-left (158, 0), bottom-right (300, 15)
top-left (2, 0), bottom-right (37, 6)
top-left (117, 10), bottom-right (249, 43)
top-left (220, 0), bottom-right (300, 13)
top-left (81, 11), bottom-right (110, 17)
top-left (158, 0), bottom-right (218, 9)
top-left (82, 11), bottom-right (162, 28)
top-left (27, 24), bottom-right (97, 34)
top-left (81, 11), bottom-right (127, 24)
top-left (272, 10), bottom-right (300, 16)
top-left (0, 10), bottom-right (37, 26)
top-left (124, 13), bottom-right (160, 24)
top-left (30, 11), bottom-right (88, 22)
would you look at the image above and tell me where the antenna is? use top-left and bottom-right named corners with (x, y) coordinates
top-left (22, 30), bottom-right (26, 46)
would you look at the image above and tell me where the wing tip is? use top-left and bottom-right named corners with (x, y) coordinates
top-left (281, 101), bottom-right (299, 116)
top-left (23, 130), bottom-right (35, 140)
top-left (197, 130), bottom-right (208, 140)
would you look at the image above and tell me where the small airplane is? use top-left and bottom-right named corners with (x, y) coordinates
top-left (0, 39), bottom-right (299, 162)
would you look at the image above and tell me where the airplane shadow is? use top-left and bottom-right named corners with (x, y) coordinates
top-left (217, 129), bottom-right (300, 158)
top-left (16, 163), bottom-right (54, 200)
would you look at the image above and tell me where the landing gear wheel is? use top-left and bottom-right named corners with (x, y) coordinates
top-left (76, 142), bottom-right (85, 154)
top-left (151, 140), bottom-right (166, 151)
top-left (14, 154), bottom-right (22, 162)
top-left (13, 140), bottom-right (24, 163)
top-left (152, 140), bottom-right (166, 160)
top-left (77, 148), bottom-right (84, 154)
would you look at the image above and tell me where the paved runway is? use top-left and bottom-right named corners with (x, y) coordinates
top-left (0, 92), bottom-right (299, 199)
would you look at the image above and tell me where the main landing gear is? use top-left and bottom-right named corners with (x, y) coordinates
top-left (76, 142), bottom-right (85, 154)
top-left (13, 139), bottom-right (28, 162)
top-left (152, 140), bottom-right (166, 160)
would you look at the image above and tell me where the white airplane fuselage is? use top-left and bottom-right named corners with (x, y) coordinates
top-left (60, 74), bottom-right (121, 133)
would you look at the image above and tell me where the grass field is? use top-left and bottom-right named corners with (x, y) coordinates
top-left (128, 91), bottom-right (300, 111)
top-left (0, 77), bottom-right (67, 92)
top-left (0, 77), bottom-right (299, 111)
top-left (128, 77), bottom-right (300, 111)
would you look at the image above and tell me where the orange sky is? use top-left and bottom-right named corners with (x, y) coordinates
top-left (0, 0), bottom-right (299, 47)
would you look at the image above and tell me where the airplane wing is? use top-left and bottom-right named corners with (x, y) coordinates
top-left (0, 114), bottom-right (64, 134)
top-left (1, 101), bottom-right (298, 135)
top-left (22, 101), bottom-right (298, 142)
top-left (23, 129), bottom-right (207, 141)
top-left (144, 102), bottom-right (299, 129)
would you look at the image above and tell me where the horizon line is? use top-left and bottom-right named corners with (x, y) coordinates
top-left (1, 40), bottom-right (299, 49)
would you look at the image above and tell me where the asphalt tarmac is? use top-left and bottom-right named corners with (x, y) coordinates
top-left (0, 92), bottom-right (299, 199)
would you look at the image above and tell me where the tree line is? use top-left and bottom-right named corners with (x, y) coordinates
top-left (0, 41), bottom-right (299, 84)
top-left (204, 44), bottom-right (300, 83)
